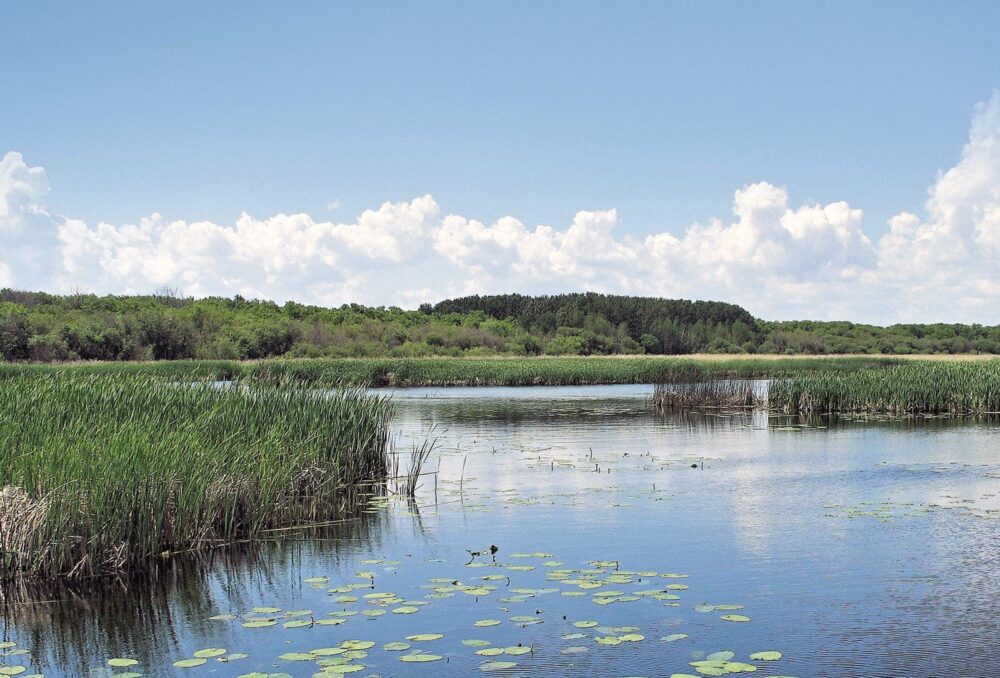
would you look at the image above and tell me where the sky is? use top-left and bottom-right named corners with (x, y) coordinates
top-left (2, 1), bottom-right (999, 323)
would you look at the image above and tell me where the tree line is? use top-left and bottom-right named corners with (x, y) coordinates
top-left (1, 288), bottom-right (999, 362)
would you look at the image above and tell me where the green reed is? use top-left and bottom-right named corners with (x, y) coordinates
top-left (0, 355), bottom-right (904, 388)
top-left (0, 373), bottom-right (392, 580)
top-left (768, 360), bottom-right (1000, 414)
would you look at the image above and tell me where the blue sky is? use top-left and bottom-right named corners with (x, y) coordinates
top-left (2, 2), bottom-right (1000, 322)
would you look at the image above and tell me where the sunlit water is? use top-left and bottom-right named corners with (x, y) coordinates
top-left (2, 385), bottom-right (999, 677)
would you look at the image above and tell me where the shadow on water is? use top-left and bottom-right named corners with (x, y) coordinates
top-left (0, 496), bottom-right (402, 675)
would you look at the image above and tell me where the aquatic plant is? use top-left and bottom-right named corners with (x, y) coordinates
top-left (768, 360), bottom-right (1000, 414)
top-left (0, 354), bottom-right (905, 388)
top-left (651, 380), bottom-right (761, 410)
top-left (0, 373), bottom-right (392, 579)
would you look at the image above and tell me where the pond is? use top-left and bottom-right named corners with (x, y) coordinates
top-left (2, 385), bottom-right (998, 677)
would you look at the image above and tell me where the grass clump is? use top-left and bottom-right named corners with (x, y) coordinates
top-left (768, 360), bottom-right (1000, 414)
top-left (652, 380), bottom-right (761, 410)
top-left (0, 373), bottom-right (392, 580)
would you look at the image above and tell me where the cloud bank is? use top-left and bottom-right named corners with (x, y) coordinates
top-left (2, 92), bottom-right (999, 323)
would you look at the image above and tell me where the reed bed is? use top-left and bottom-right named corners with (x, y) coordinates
top-left (1, 355), bottom-right (905, 387)
top-left (243, 355), bottom-right (902, 387)
top-left (768, 360), bottom-right (1000, 414)
top-left (652, 380), bottom-right (761, 410)
top-left (0, 373), bottom-right (392, 580)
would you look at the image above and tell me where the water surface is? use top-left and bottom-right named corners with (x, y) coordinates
top-left (2, 385), bottom-right (998, 677)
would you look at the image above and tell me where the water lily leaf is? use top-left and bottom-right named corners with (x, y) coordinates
top-left (749, 651), bottom-right (782, 661)
top-left (706, 651), bottom-right (735, 661)
top-left (0, 669), bottom-right (26, 677)
top-left (172, 658), bottom-right (207, 668)
top-left (463, 640), bottom-right (491, 647)
top-left (392, 606), bottom-right (419, 614)
top-left (208, 614), bottom-right (237, 621)
top-left (283, 620), bottom-right (312, 628)
top-left (406, 634), bottom-right (443, 641)
top-left (252, 606), bottom-right (281, 614)
top-left (620, 633), bottom-right (645, 642)
top-left (221, 653), bottom-right (249, 661)
top-left (476, 648), bottom-right (504, 656)
top-left (595, 636), bottom-right (622, 645)
top-left (107, 659), bottom-right (138, 667)
top-left (278, 652), bottom-right (316, 661)
top-left (573, 620), bottom-right (599, 628)
top-left (193, 648), bottom-right (226, 659)
top-left (340, 641), bottom-right (375, 650)
top-left (474, 619), bottom-right (502, 627)
top-left (505, 646), bottom-right (531, 655)
top-left (320, 666), bottom-right (365, 674)
top-left (400, 654), bottom-right (443, 663)
top-left (720, 614), bottom-right (750, 622)
top-left (241, 619), bottom-right (276, 628)
top-left (383, 642), bottom-right (411, 651)
top-left (311, 648), bottom-right (346, 656)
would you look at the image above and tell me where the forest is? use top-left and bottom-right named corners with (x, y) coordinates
top-left (2, 288), bottom-right (1000, 362)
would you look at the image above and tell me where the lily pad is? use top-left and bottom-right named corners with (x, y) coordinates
top-left (107, 659), bottom-right (138, 668)
top-left (399, 654), bottom-right (443, 663)
top-left (193, 648), bottom-right (227, 658)
top-left (172, 658), bottom-right (207, 668)
top-left (278, 652), bottom-right (316, 661)
top-left (476, 648), bottom-right (505, 656)
top-left (406, 634), bottom-right (443, 641)
top-left (720, 614), bottom-right (750, 622)
top-left (750, 651), bottom-right (782, 661)
top-left (383, 642), bottom-right (412, 651)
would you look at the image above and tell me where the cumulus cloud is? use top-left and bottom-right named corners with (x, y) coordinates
top-left (1, 92), bottom-right (999, 323)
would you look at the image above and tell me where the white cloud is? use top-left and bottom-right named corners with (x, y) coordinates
top-left (2, 92), bottom-right (999, 323)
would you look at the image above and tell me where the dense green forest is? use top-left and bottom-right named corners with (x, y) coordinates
top-left (2, 288), bottom-right (1000, 362)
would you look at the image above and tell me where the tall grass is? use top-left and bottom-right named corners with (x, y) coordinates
top-left (768, 360), bottom-right (1000, 414)
top-left (1, 355), bottom-right (906, 388)
top-left (652, 380), bottom-right (761, 410)
top-left (0, 373), bottom-right (392, 580)
top-left (243, 355), bottom-right (903, 387)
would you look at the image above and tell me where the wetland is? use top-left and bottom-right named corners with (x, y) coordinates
top-left (1, 383), bottom-right (998, 676)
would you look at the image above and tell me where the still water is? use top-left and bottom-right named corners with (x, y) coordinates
top-left (2, 385), bottom-right (999, 677)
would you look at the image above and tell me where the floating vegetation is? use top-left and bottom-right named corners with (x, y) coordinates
top-left (0, 373), bottom-right (393, 580)
top-left (720, 614), bottom-right (751, 622)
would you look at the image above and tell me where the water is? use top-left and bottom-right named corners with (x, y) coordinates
top-left (2, 385), bottom-right (998, 677)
